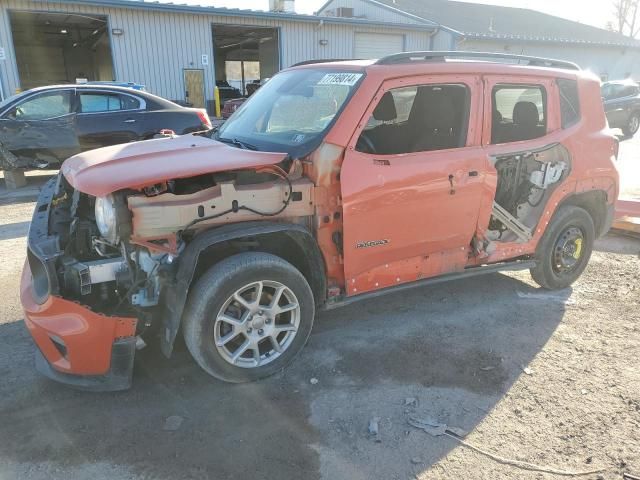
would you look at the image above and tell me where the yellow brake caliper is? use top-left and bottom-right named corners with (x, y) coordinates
top-left (573, 238), bottom-right (583, 259)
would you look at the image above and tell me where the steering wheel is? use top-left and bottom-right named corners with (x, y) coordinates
top-left (356, 132), bottom-right (376, 154)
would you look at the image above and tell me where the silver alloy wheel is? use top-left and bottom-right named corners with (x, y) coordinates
top-left (213, 281), bottom-right (300, 368)
top-left (630, 114), bottom-right (639, 134)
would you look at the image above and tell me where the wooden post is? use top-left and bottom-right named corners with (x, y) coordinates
top-left (214, 86), bottom-right (221, 118)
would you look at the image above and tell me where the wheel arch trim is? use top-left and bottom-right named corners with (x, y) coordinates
top-left (160, 221), bottom-right (326, 357)
top-left (556, 185), bottom-right (614, 237)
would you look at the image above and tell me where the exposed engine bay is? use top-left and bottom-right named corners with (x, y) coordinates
top-left (44, 167), bottom-right (312, 327)
top-left (488, 143), bottom-right (570, 243)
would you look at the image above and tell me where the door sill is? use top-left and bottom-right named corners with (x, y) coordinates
top-left (322, 259), bottom-right (537, 311)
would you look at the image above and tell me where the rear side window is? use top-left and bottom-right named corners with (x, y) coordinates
top-left (80, 93), bottom-right (141, 113)
top-left (557, 79), bottom-right (581, 129)
top-left (491, 85), bottom-right (547, 144)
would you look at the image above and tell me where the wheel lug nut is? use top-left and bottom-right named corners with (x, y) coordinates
top-left (258, 329), bottom-right (264, 336)
top-left (247, 328), bottom-right (252, 333)
top-left (265, 318), bottom-right (271, 324)
top-left (258, 310), bottom-right (264, 315)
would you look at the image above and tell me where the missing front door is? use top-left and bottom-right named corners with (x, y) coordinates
top-left (184, 69), bottom-right (205, 109)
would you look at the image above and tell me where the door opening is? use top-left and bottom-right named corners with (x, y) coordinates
top-left (9, 11), bottom-right (114, 90)
top-left (212, 24), bottom-right (280, 107)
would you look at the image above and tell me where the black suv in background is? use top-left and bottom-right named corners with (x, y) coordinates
top-left (601, 79), bottom-right (640, 137)
top-left (0, 85), bottom-right (212, 170)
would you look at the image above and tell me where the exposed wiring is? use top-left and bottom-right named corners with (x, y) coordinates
top-left (178, 167), bottom-right (293, 239)
top-left (113, 254), bottom-right (167, 313)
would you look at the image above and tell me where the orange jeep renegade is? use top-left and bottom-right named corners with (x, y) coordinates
top-left (21, 52), bottom-right (619, 390)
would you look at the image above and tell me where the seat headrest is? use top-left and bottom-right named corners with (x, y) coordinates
top-left (513, 101), bottom-right (539, 127)
top-left (373, 91), bottom-right (397, 121)
top-left (423, 93), bottom-right (456, 131)
top-left (493, 109), bottom-right (503, 124)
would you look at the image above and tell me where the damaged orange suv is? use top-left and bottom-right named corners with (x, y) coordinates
top-left (22, 52), bottom-right (619, 390)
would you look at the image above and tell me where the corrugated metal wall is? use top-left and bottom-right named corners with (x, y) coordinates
top-left (0, 0), bottom-right (433, 103)
top-left (432, 30), bottom-right (456, 50)
top-left (459, 39), bottom-right (640, 81)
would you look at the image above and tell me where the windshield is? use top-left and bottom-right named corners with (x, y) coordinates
top-left (216, 68), bottom-right (364, 157)
top-left (601, 82), bottom-right (628, 100)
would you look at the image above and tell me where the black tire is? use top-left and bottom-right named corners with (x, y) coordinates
top-left (530, 205), bottom-right (595, 290)
top-left (182, 252), bottom-right (315, 383)
top-left (622, 112), bottom-right (640, 137)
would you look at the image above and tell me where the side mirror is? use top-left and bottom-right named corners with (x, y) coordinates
top-left (4, 108), bottom-right (18, 120)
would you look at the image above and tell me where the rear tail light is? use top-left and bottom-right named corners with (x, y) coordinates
top-left (197, 109), bottom-right (212, 129)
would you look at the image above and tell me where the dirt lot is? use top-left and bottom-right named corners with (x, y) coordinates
top-left (0, 137), bottom-right (639, 480)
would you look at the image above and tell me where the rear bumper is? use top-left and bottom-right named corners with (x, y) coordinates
top-left (21, 261), bottom-right (138, 391)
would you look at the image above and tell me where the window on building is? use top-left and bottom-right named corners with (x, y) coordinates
top-left (356, 84), bottom-right (470, 155)
top-left (225, 60), bottom-right (261, 96)
top-left (9, 90), bottom-right (73, 120)
top-left (557, 79), bottom-right (581, 129)
top-left (79, 92), bottom-right (140, 113)
top-left (491, 85), bottom-right (547, 144)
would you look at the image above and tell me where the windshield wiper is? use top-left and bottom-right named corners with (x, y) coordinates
top-left (217, 136), bottom-right (258, 151)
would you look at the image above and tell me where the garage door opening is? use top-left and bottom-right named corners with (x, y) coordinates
top-left (212, 24), bottom-right (279, 105)
top-left (354, 32), bottom-right (405, 60)
top-left (9, 11), bottom-right (114, 90)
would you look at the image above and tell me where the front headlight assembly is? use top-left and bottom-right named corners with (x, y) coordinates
top-left (95, 194), bottom-right (119, 244)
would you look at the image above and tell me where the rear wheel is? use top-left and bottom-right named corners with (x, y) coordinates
top-left (623, 112), bottom-right (640, 137)
top-left (530, 206), bottom-right (595, 290)
top-left (183, 252), bottom-right (314, 383)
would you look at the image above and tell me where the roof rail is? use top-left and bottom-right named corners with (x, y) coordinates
top-left (375, 51), bottom-right (580, 70)
top-left (291, 59), bottom-right (355, 67)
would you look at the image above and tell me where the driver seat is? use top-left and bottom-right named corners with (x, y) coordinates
top-left (364, 91), bottom-right (401, 154)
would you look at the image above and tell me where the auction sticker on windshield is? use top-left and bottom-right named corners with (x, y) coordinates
top-left (318, 73), bottom-right (363, 86)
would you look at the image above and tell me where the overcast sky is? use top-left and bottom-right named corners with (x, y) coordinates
top-left (177, 0), bottom-right (616, 30)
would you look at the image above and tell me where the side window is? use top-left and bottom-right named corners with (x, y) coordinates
top-left (356, 83), bottom-right (470, 155)
top-left (11, 91), bottom-right (72, 120)
top-left (121, 95), bottom-right (141, 110)
top-left (79, 93), bottom-right (140, 113)
top-left (557, 79), bottom-right (580, 129)
top-left (491, 85), bottom-right (547, 144)
top-left (609, 84), bottom-right (626, 99)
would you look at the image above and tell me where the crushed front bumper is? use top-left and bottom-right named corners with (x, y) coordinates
top-left (21, 262), bottom-right (138, 391)
top-left (21, 176), bottom-right (138, 391)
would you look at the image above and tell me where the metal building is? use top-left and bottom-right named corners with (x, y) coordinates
top-left (0, 0), bottom-right (437, 108)
top-left (319, 0), bottom-right (640, 81)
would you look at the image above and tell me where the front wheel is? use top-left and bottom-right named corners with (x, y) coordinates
top-left (183, 252), bottom-right (315, 383)
top-left (623, 112), bottom-right (640, 137)
top-left (530, 206), bottom-right (595, 290)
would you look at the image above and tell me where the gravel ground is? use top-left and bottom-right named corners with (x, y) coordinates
top-left (0, 135), bottom-right (639, 480)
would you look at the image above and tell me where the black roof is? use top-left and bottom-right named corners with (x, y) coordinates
top-left (373, 0), bottom-right (640, 48)
top-left (1, 84), bottom-right (183, 110)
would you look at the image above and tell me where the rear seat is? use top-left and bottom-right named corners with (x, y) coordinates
top-left (493, 101), bottom-right (545, 143)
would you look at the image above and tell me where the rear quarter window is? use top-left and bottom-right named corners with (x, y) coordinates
top-left (557, 79), bottom-right (581, 129)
